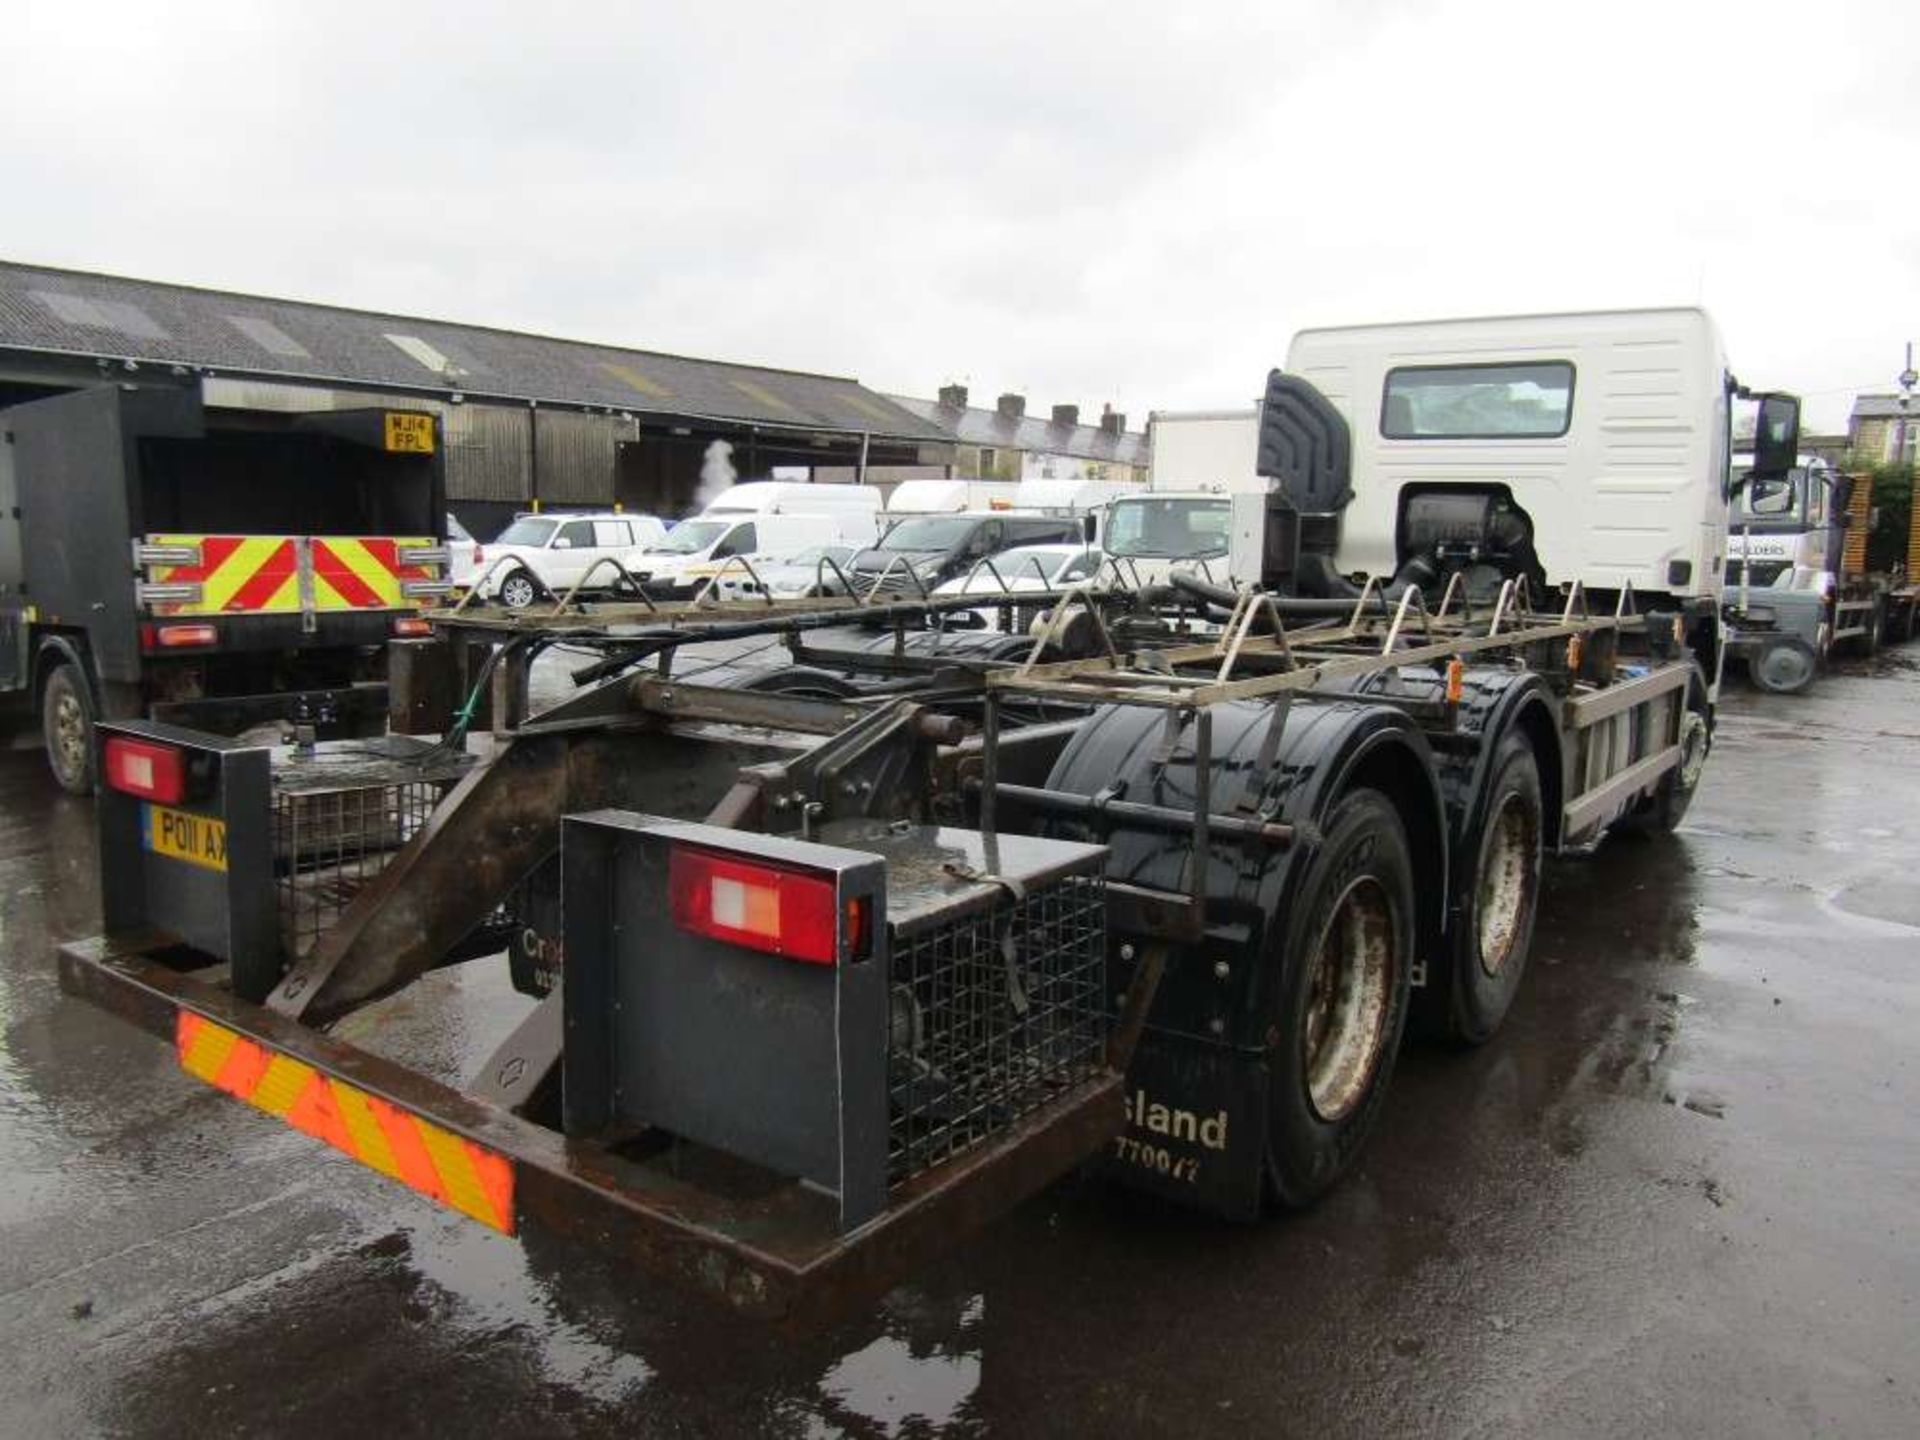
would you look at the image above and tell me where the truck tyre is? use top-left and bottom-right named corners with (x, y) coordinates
top-left (41, 662), bottom-right (97, 795)
top-left (1620, 664), bottom-right (1711, 834)
top-left (499, 568), bottom-right (542, 610)
top-left (1266, 787), bottom-right (1414, 1209)
top-left (1418, 732), bottom-right (1542, 1045)
top-left (1751, 637), bottom-right (1815, 695)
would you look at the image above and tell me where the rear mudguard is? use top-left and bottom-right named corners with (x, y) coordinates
top-left (1038, 694), bottom-right (1449, 1218)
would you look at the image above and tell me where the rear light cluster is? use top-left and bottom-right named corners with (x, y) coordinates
top-left (668, 844), bottom-right (869, 966)
top-left (103, 736), bottom-right (187, 804)
top-left (392, 617), bottom-right (434, 638)
top-left (144, 622), bottom-right (218, 650)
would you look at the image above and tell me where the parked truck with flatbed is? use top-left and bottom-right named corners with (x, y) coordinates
top-left (0, 384), bottom-right (452, 791)
top-left (59, 308), bottom-right (1795, 1323)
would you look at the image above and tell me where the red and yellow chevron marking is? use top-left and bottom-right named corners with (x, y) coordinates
top-left (175, 1011), bottom-right (516, 1234)
top-left (312, 536), bottom-right (435, 611)
top-left (145, 534), bottom-right (435, 616)
top-left (149, 535), bottom-right (301, 616)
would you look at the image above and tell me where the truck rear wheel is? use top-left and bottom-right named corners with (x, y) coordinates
top-left (41, 663), bottom-right (96, 795)
top-left (1420, 733), bottom-right (1542, 1045)
top-left (1266, 787), bottom-right (1414, 1209)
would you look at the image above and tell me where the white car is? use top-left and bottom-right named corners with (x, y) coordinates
top-left (715, 544), bottom-right (858, 601)
top-left (931, 543), bottom-right (1104, 597)
top-left (476, 511), bottom-right (668, 608)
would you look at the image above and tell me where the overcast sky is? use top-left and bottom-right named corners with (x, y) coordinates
top-left (3, 1), bottom-right (1914, 431)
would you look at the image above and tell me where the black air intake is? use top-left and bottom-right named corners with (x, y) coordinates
top-left (1256, 371), bottom-right (1352, 513)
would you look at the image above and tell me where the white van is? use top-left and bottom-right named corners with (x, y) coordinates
top-left (701, 481), bottom-right (881, 546)
top-left (624, 513), bottom-right (841, 597)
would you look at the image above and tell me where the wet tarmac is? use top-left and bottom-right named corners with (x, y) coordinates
top-left (2, 654), bottom-right (1917, 1437)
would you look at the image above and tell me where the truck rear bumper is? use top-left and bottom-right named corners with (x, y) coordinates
top-left (58, 932), bottom-right (1126, 1325)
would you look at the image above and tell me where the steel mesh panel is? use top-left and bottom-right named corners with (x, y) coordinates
top-left (273, 779), bottom-right (451, 956)
top-left (887, 875), bottom-right (1107, 1184)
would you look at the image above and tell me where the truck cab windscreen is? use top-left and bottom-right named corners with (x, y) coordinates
top-left (1730, 470), bottom-right (1813, 529)
top-left (1103, 498), bottom-right (1230, 558)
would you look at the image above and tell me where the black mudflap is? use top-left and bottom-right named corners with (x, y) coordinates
top-left (1096, 1030), bottom-right (1269, 1221)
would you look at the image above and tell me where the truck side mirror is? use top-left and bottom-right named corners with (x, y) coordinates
top-left (1083, 513), bottom-right (1097, 543)
top-left (1750, 393), bottom-right (1801, 479)
top-left (1830, 475), bottom-right (1854, 515)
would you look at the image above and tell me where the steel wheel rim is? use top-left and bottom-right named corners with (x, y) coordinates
top-left (1477, 794), bottom-right (1536, 977)
top-left (1302, 876), bottom-right (1395, 1122)
top-left (50, 688), bottom-right (86, 781)
top-left (1758, 644), bottom-right (1813, 692)
top-left (1675, 710), bottom-right (1708, 791)
top-left (502, 575), bottom-right (535, 608)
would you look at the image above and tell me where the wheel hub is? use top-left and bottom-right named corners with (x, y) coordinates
top-left (1302, 876), bottom-right (1395, 1122)
top-left (1675, 709), bottom-right (1709, 792)
top-left (52, 693), bottom-right (85, 774)
top-left (1476, 794), bottom-right (1536, 977)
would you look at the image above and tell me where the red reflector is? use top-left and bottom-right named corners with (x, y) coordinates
top-left (156, 623), bottom-right (218, 649)
top-left (393, 617), bottom-right (433, 637)
top-left (669, 844), bottom-right (839, 965)
top-left (104, 736), bottom-right (187, 803)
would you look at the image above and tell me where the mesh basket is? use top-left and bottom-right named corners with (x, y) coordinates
top-left (886, 874), bottom-right (1107, 1185)
top-left (272, 757), bottom-right (465, 956)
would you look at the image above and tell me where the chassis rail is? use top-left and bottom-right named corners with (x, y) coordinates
top-left (60, 932), bottom-right (1144, 1325)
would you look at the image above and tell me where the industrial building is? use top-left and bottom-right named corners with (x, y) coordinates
top-left (0, 261), bottom-right (952, 534)
top-left (886, 384), bottom-right (1149, 484)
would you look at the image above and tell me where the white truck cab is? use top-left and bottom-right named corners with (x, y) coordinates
top-left (1282, 308), bottom-right (1734, 604)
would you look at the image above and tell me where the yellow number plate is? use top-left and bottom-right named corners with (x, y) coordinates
top-left (143, 803), bottom-right (228, 872)
top-left (383, 412), bottom-right (436, 454)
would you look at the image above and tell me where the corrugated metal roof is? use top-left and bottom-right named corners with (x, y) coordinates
top-left (1850, 393), bottom-right (1917, 421)
top-left (0, 260), bottom-right (947, 442)
top-left (886, 394), bottom-right (1149, 467)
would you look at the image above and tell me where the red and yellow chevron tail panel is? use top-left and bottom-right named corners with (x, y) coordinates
top-left (175, 1011), bottom-right (515, 1234)
top-left (144, 534), bottom-right (437, 616)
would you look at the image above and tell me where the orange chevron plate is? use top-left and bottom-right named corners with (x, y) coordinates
top-left (175, 1011), bottom-right (515, 1234)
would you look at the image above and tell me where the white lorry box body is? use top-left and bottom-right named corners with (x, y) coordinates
top-left (1010, 477), bottom-right (1143, 514)
top-left (1284, 308), bottom-right (1731, 600)
top-left (1148, 410), bottom-right (1262, 494)
top-left (702, 481), bottom-right (882, 546)
top-left (885, 478), bottom-right (1022, 514)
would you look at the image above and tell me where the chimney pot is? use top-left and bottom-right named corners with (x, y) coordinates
top-left (997, 392), bottom-right (1026, 421)
top-left (937, 383), bottom-right (969, 410)
top-left (1051, 403), bottom-right (1080, 428)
